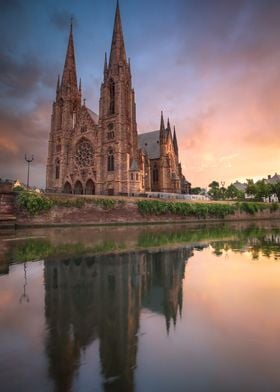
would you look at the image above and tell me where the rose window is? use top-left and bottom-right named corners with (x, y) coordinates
top-left (75, 139), bottom-right (94, 167)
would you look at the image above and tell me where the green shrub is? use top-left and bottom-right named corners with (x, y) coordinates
top-left (13, 185), bottom-right (25, 192)
top-left (17, 191), bottom-right (54, 215)
top-left (236, 202), bottom-right (266, 215)
top-left (53, 198), bottom-right (85, 208)
top-left (137, 200), bottom-right (236, 218)
top-left (270, 203), bottom-right (279, 213)
top-left (93, 198), bottom-right (117, 210)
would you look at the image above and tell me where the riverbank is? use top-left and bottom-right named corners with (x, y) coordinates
top-left (13, 193), bottom-right (280, 227)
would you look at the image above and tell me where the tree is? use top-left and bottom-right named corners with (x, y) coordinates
top-left (272, 182), bottom-right (280, 201)
top-left (208, 181), bottom-right (222, 200)
top-left (225, 184), bottom-right (244, 200)
top-left (191, 187), bottom-right (202, 195)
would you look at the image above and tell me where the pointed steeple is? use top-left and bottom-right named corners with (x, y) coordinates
top-left (79, 78), bottom-right (82, 92)
top-left (56, 74), bottom-right (60, 96)
top-left (104, 52), bottom-right (108, 75)
top-left (173, 126), bottom-right (178, 156)
top-left (160, 111), bottom-right (165, 131)
top-left (167, 118), bottom-right (171, 132)
top-left (109, 1), bottom-right (127, 67)
top-left (61, 19), bottom-right (78, 93)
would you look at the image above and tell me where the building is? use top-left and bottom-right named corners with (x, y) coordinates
top-left (46, 3), bottom-right (190, 196)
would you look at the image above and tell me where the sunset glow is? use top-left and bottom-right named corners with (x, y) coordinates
top-left (0, 0), bottom-right (279, 187)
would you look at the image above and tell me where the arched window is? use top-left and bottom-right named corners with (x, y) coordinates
top-left (58, 98), bottom-right (63, 129)
top-left (153, 164), bottom-right (159, 183)
top-left (75, 138), bottom-right (94, 167)
top-left (85, 179), bottom-right (95, 195)
top-left (63, 182), bottom-right (72, 194)
top-left (74, 181), bottom-right (83, 195)
top-left (55, 159), bottom-right (60, 179)
top-left (109, 79), bottom-right (115, 115)
top-left (108, 148), bottom-right (114, 172)
top-left (72, 110), bottom-right (76, 128)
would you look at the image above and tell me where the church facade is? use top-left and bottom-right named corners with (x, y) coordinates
top-left (46, 3), bottom-right (190, 195)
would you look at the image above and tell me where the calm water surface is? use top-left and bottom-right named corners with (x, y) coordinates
top-left (0, 222), bottom-right (280, 392)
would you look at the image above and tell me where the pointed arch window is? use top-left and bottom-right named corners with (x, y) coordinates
top-left (58, 98), bottom-right (63, 129)
top-left (108, 148), bottom-right (114, 172)
top-left (109, 79), bottom-right (115, 115)
top-left (55, 159), bottom-right (60, 179)
top-left (153, 163), bottom-right (159, 184)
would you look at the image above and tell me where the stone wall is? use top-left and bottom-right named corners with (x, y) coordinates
top-left (16, 201), bottom-right (280, 226)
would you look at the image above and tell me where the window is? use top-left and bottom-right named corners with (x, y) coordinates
top-left (107, 131), bottom-right (115, 140)
top-left (109, 79), bottom-right (115, 115)
top-left (72, 111), bottom-right (76, 128)
top-left (131, 173), bottom-right (133, 181)
top-left (153, 164), bottom-right (159, 183)
top-left (75, 138), bottom-right (94, 167)
top-left (55, 159), bottom-right (60, 179)
top-left (108, 148), bottom-right (114, 171)
top-left (136, 173), bottom-right (139, 181)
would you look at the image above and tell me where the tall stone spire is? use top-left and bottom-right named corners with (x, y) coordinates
top-left (167, 118), bottom-right (171, 130)
top-left (173, 126), bottom-right (179, 156)
top-left (160, 111), bottom-right (165, 132)
top-left (109, 1), bottom-right (127, 67)
top-left (104, 52), bottom-right (108, 76)
top-left (61, 19), bottom-right (78, 93)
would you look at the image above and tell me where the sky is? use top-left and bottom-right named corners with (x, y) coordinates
top-left (0, 0), bottom-right (279, 188)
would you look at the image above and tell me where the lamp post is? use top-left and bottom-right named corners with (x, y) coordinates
top-left (25, 154), bottom-right (34, 189)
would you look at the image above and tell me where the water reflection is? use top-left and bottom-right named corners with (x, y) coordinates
top-left (44, 248), bottom-right (193, 392)
top-left (1, 223), bottom-right (280, 392)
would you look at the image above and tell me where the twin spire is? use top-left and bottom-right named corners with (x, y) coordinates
top-left (58, 2), bottom-right (127, 96)
top-left (61, 18), bottom-right (78, 92)
top-left (160, 112), bottom-right (179, 155)
top-left (109, 0), bottom-right (127, 67)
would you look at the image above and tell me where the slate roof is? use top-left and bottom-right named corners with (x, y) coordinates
top-left (232, 181), bottom-right (247, 192)
top-left (266, 173), bottom-right (280, 184)
top-left (86, 108), bottom-right (99, 124)
top-left (138, 130), bottom-right (160, 159)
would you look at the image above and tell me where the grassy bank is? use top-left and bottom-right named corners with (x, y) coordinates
top-left (15, 190), bottom-right (279, 220)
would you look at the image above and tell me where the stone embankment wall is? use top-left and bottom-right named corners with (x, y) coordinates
top-left (0, 191), bottom-right (16, 225)
top-left (16, 202), bottom-right (280, 226)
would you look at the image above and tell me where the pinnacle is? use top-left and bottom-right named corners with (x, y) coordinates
top-left (61, 21), bottom-right (78, 91)
top-left (109, 1), bottom-right (127, 67)
top-left (160, 111), bottom-right (165, 131)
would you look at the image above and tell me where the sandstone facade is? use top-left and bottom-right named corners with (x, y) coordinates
top-left (46, 3), bottom-right (190, 195)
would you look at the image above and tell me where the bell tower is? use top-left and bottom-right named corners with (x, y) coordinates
top-left (46, 21), bottom-right (81, 191)
top-left (98, 1), bottom-right (138, 195)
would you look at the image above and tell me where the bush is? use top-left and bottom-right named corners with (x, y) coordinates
top-left (137, 200), bottom-right (236, 218)
top-left (236, 202), bottom-right (266, 215)
top-left (17, 191), bottom-right (54, 215)
top-left (270, 203), bottom-right (279, 213)
top-left (13, 185), bottom-right (25, 192)
top-left (92, 198), bottom-right (117, 210)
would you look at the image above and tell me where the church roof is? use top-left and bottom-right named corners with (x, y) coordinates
top-left (86, 108), bottom-right (99, 124)
top-left (138, 130), bottom-right (160, 159)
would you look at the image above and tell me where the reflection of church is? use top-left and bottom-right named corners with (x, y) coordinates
top-left (44, 248), bottom-right (193, 391)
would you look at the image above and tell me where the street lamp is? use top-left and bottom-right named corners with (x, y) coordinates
top-left (25, 154), bottom-right (34, 189)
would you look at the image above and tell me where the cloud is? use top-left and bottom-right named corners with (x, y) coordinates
top-left (50, 11), bottom-right (78, 32)
top-left (0, 101), bottom-right (51, 186)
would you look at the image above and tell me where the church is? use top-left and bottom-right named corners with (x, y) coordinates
top-left (46, 2), bottom-right (190, 196)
